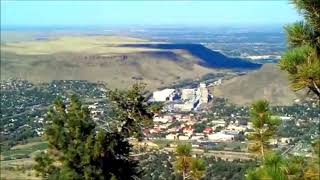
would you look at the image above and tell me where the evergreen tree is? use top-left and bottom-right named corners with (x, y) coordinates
top-left (279, 0), bottom-right (320, 99)
top-left (282, 155), bottom-right (306, 179)
top-left (291, 0), bottom-right (320, 33)
top-left (245, 152), bottom-right (285, 180)
top-left (174, 143), bottom-right (193, 180)
top-left (33, 152), bottom-right (58, 178)
top-left (247, 100), bottom-right (280, 160)
top-left (139, 150), bottom-right (175, 180)
top-left (245, 140), bottom-right (320, 180)
top-left (204, 158), bottom-right (257, 180)
top-left (106, 83), bottom-right (154, 139)
top-left (149, 101), bottom-right (164, 114)
top-left (263, 152), bottom-right (286, 180)
top-left (174, 143), bottom-right (206, 180)
top-left (303, 139), bottom-right (320, 179)
top-left (34, 95), bottom-right (138, 179)
top-left (190, 158), bottom-right (206, 180)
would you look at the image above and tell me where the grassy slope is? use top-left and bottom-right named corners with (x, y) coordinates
top-left (213, 63), bottom-right (301, 106)
top-left (1, 36), bottom-right (221, 90)
top-left (1, 141), bottom-right (47, 160)
top-left (1, 140), bottom-right (47, 180)
top-left (1, 36), bottom-right (151, 55)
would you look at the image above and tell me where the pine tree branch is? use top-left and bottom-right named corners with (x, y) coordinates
top-left (312, 80), bottom-right (320, 98)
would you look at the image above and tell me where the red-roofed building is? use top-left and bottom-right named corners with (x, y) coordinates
top-left (203, 127), bottom-right (213, 134)
top-left (183, 126), bottom-right (194, 134)
top-left (149, 127), bottom-right (161, 134)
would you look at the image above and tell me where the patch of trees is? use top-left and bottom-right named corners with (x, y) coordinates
top-left (34, 84), bottom-right (154, 179)
top-left (204, 158), bottom-right (257, 180)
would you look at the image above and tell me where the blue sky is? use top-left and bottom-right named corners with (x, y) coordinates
top-left (1, 1), bottom-right (300, 27)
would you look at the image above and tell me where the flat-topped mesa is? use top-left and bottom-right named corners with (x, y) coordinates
top-left (1, 35), bottom-right (260, 89)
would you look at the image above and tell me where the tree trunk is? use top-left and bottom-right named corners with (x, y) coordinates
top-left (312, 81), bottom-right (320, 100)
top-left (260, 130), bottom-right (265, 161)
top-left (182, 156), bottom-right (187, 180)
top-left (261, 142), bottom-right (265, 161)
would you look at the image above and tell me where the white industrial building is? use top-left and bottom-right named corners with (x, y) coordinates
top-left (207, 131), bottom-right (235, 142)
top-left (174, 101), bottom-right (198, 112)
top-left (198, 83), bottom-right (209, 104)
top-left (153, 89), bottom-right (176, 102)
top-left (181, 89), bottom-right (196, 101)
top-left (151, 83), bottom-right (210, 112)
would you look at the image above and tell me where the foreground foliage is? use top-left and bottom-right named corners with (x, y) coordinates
top-left (247, 100), bottom-right (280, 159)
top-left (174, 143), bottom-right (206, 180)
top-left (204, 158), bottom-right (257, 180)
top-left (139, 149), bottom-right (257, 180)
top-left (138, 150), bottom-right (176, 180)
top-left (34, 95), bottom-right (138, 179)
top-left (105, 83), bottom-right (154, 138)
top-left (246, 139), bottom-right (320, 180)
top-left (279, 0), bottom-right (320, 99)
top-left (34, 84), bottom-right (154, 179)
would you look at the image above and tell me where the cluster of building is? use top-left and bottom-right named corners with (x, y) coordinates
top-left (0, 79), bottom-right (33, 91)
top-left (152, 83), bottom-right (211, 112)
top-left (145, 113), bottom-right (246, 143)
top-left (146, 113), bottom-right (300, 150)
top-left (148, 82), bottom-right (247, 144)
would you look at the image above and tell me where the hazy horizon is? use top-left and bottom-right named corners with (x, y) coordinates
top-left (1, 1), bottom-right (300, 29)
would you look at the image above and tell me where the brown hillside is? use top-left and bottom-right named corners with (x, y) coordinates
top-left (213, 63), bottom-right (302, 106)
top-left (1, 36), bottom-right (218, 90)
